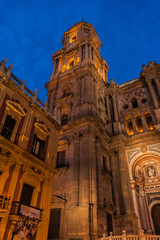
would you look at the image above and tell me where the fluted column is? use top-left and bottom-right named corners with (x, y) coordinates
top-left (49, 91), bottom-right (55, 112)
top-left (140, 190), bottom-right (152, 233)
top-left (85, 44), bottom-right (88, 59)
top-left (141, 114), bottom-right (147, 132)
top-left (113, 95), bottom-right (118, 121)
top-left (130, 181), bottom-right (143, 230)
top-left (155, 77), bottom-right (160, 98)
top-left (118, 147), bottom-right (134, 214)
top-left (106, 95), bottom-right (111, 122)
top-left (131, 116), bottom-right (137, 134)
top-left (96, 138), bottom-right (102, 205)
top-left (79, 131), bottom-right (90, 204)
top-left (90, 134), bottom-right (98, 204)
top-left (72, 133), bottom-right (80, 205)
top-left (110, 150), bottom-right (121, 215)
top-left (148, 81), bottom-right (159, 108)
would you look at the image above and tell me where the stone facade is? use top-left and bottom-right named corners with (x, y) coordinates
top-left (0, 60), bottom-right (60, 240)
top-left (46, 22), bottom-right (160, 240)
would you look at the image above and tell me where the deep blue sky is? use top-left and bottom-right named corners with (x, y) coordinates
top-left (0, 0), bottom-right (160, 103)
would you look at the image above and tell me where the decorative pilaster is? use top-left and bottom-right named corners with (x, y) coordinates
top-left (79, 130), bottom-right (90, 204)
top-left (131, 117), bottom-right (137, 134)
top-left (148, 81), bottom-right (159, 108)
top-left (140, 190), bottom-right (152, 233)
top-left (72, 132), bottom-right (81, 205)
top-left (106, 95), bottom-right (111, 122)
top-left (118, 147), bottom-right (134, 214)
top-left (141, 115), bottom-right (147, 132)
top-left (110, 150), bottom-right (121, 215)
top-left (113, 95), bottom-right (118, 121)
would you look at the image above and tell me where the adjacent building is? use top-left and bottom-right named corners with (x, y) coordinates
top-left (46, 22), bottom-right (160, 240)
top-left (0, 60), bottom-right (60, 240)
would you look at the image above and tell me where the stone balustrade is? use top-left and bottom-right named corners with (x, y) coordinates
top-left (99, 230), bottom-right (160, 240)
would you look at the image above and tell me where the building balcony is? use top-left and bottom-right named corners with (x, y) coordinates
top-left (9, 201), bottom-right (42, 221)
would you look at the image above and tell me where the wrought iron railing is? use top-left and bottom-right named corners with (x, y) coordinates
top-left (10, 201), bottom-right (42, 219)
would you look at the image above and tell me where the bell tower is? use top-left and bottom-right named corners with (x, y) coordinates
top-left (45, 22), bottom-right (112, 240)
top-left (46, 22), bottom-right (137, 240)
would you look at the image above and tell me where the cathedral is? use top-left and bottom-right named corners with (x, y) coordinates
top-left (0, 21), bottom-right (160, 240)
top-left (46, 22), bottom-right (160, 240)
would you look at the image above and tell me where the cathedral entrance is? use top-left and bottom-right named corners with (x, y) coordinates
top-left (152, 204), bottom-right (160, 234)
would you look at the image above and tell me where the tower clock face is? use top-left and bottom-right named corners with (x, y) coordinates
top-left (69, 41), bottom-right (76, 49)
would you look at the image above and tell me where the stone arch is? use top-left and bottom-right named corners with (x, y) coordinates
top-left (148, 200), bottom-right (160, 234)
top-left (130, 153), bottom-right (160, 233)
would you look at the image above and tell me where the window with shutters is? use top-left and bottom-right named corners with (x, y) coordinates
top-left (31, 134), bottom-right (45, 161)
top-left (1, 115), bottom-right (16, 140)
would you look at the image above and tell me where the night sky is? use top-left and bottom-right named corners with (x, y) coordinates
top-left (0, 0), bottom-right (160, 103)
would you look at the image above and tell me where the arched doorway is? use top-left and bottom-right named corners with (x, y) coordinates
top-left (152, 205), bottom-right (160, 234)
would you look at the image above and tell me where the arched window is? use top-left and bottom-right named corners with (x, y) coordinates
top-left (72, 36), bottom-right (76, 42)
top-left (69, 60), bottom-right (74, 68)
top-left (144, 113), bottom-right (154, 130)
top-left (135, 116), bottom-right (144, 133)
top-left (126, 118), bottom-right (134, 136)
top-left (131, 98), bottom-right (138, 108)
top-left (151, 79), bottom-right (160, 103)
top-left (61, 115), bottom-right (68, 126)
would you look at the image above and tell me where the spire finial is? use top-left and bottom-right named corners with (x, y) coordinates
top-left (82, 16), bottom-right (84, 22)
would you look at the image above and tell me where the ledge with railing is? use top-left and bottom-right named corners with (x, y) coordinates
top-left (99, 230), bottom-right (160, 240)
top-left (0, 60), bottom-right (61, 125)
top-left (10, 201), bottom-right (42, 219)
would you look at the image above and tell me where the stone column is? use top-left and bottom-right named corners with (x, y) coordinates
top-left (106, 95), bottom-right (111, 122)
top-left (72, 132), bottom-right (80, 205)
top-left (49, 90), bottom-right (55, 113)
top-left (85, 44), bottom-right (88, 59)
top-left (130, 181), bottom-right (143, 230)
top-left (147, 81), bottom-right (159, 108)
top-left (90, 134), bottom-right (97, 204)
top-left (113, 95), bottom-right (118, 121)
top-left (140, 190), bottom-right (152, 233)
top-left (141, 114), bottom-right (147, 132)
top-left (155, 77), bottom-right (160, 97)
top-left (96, 138), bottom-right (102, 205)
top-left (110, 150), bottom-right (121, 215)
top-left (79, 131), bottom-right (90, 204)
top-left (118, 147), bottom-right (134, 214)
top-left (131, 116), bottom-right (137, 134)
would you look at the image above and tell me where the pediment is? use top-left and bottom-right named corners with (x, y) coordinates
top-left (34, 122), bottom-right (50, 136)
top-left (6, 100), bottom-right (26, 117)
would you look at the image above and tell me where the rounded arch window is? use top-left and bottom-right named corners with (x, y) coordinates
top-left (61, 115), bottom-right (68, 126)
top-left (144, 112), bottom-right (154, 130)
top-left (135, 116), bottom-right (144, 133)
top-left (72, 36), bottom-right (76, 42)
top-left (126, 118), bottom-right (134, 136)
top-left (131, 98), bottom-right (138, 108)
